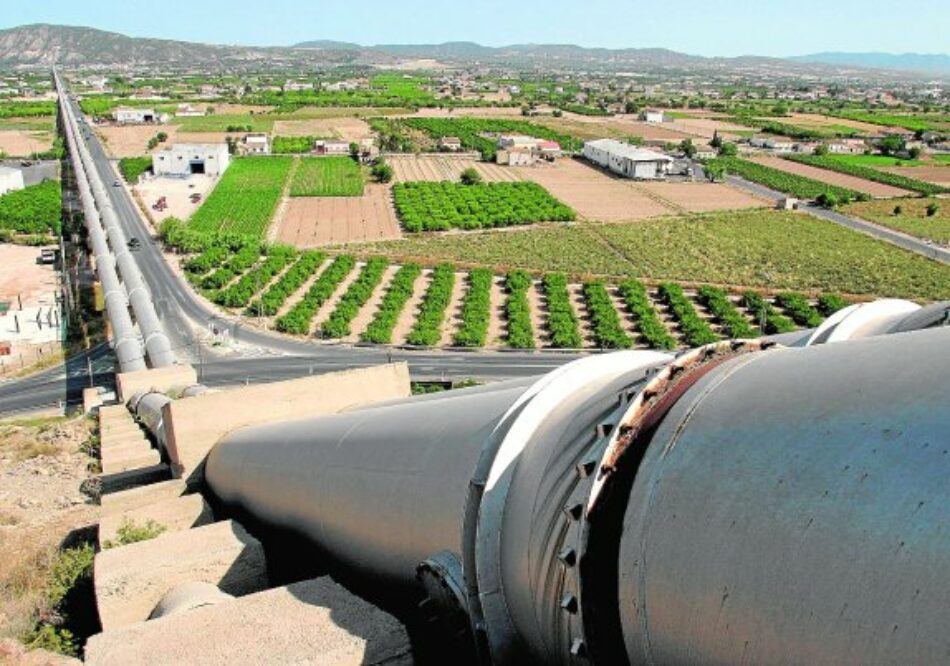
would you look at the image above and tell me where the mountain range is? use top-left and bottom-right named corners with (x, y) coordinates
top-left (0, 24), bottom-right (946, 79)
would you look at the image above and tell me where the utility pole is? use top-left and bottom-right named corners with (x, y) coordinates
top-left (87, 355), bottom-right (94, 388)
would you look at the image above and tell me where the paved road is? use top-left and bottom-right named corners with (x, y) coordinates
top-left (727, 175), bottom-right (950, 265)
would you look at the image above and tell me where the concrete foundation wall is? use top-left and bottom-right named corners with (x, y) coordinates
top-left (116, 364), bottom-right (197, 402)
top-left (161, 363), bottom-right (411, 484)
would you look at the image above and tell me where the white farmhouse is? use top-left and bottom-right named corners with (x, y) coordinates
top-left (641, 109), bottom-right (668, 124)
top-left (152, 144), bottom-right (230, 177)
top-left (314, 140), bottom-right (350, 156)
top-left (582, 139), bottom-right (674, 180)
top-left (0, 166), bottom-right (25, 195)
top-left (114, 107), bottom-right (166, 124)
top-left (242, 133), bottom-right (271, 155)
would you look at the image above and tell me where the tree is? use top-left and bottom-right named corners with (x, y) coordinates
top-left (552, 108), bottom-right (563, 118)
top-left (926, 203), bottom-right (940, 217)
top-left (893, 205), bottom-right (902, 215)
top-left (816, 193), bottom-right (839, 209)
top-left (710, 131), bottom-right (722, 149)
top-left (718, 142), bottom-right (738, 157)
top-left (878, 134), bottom-right (904, 156)
top-left (679, 139), bottom-right (697, 159)
top-left (624, 101), bottom-right (638, 115)
top-left (814, 143), bottom-right (829, 156)
top-left (349, 142), bottom-right (360, 161)
top-left (206, 106), bottom-right (215, 115)
top-left (371, 161), bottom-right (393, 184)
top-left (156, 131), bottom-right (168, 142)
top-left (460, 168), bottom-right (482, 186)
top-left (908, 146), bottom-right (922, 159)
top-left (704, 161), bottom-right (726, 182)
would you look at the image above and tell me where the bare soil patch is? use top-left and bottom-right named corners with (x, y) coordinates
top-left (95, 125), bottom-right (229, 158)
top-left (389, 154), bottom-right (521, 183)
top-left (133, 174), bottom-right (218, 222)
top-left (0, 130), bottom-right (53, 157)
top-left (274, 184), bottom-right (401, 247)
top-left (638, 182), bottom-right (767, 213)
top-left (513, 159), bottom-right (674, 221)
top-left (881, 165), bottom-right (950, 187)
top-left (271, 117), bottom-right (373, 142)
top-left (749, 156), bottom-right (911, 198)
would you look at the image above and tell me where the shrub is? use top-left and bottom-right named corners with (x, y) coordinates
top-left (741, 291), bottom-right (797, 334)
top-left (618, 279), bottom-right (677, 349)
top-left (817, 293), bottom-right (850, 316)
top-left (927, 203), bottom-right (940, 217)
top-left (542, 273), bottom-right (582, 348)
top-left (249, 251), bottom-right (326, 316)
top-left (361, 263), bottom-right (422, 344)
top-left (696, 285), bottom-right (759, 338)
top-left (320, 258), bottom-right (389, 338)
top-left (453, 268), bottom-right (493, 347)
top-left (407, 264), bottom-right (456, 346)
top-left (658, 283), bottom-right (719, 346)
top-left (582, 281), bottom-right (632, 349)
top-left (215, 246), bottom-right (297, 309)
top-left (774, 292), bottom-right (823, 327)
top-left (276, 255), bottom-right (356, 334)
top-left (460, 167), bottom-right (482, 186)
top-left (118, 156), bottom-right (152, 183)
top-left (504, 270), bottom-right (535, 349)
top-left (103, 519), bottom-right (167, 549)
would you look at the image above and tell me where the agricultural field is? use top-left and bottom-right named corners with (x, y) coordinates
top-left (389, 154), bottom-right (521, 183)
top-left (392, 117), bottom-right (582, 159)
top-left (747, 156), bottom-right (909, 198)
top-left (708, 157), bottom-right (865, 201)
top-left (271, 117), bottom-right (373, 142)
top-left (392, 181), bottom-right (575, 232)
top-left (175, 107), bottom-right (409, 133)
top-left (353, 210), bottom-right (950, 300)
top-left (0, 129), bottom-right (55, 157)
top-left (879, 166), bottom-right (950, 188)
top-left (189, 157), bottom-right (293, 236)
top-left (784, 155), bottom-right (946, 196)
top-left (0, 180), bottom-right (62, 236)
top-left (289, 157), bottom-right (364, 197)
top-left (168, 229), bottom-right (851, 351)
top-left (844, 198), bottom-right (950, 246)
top-left (274, 184), bottom-right (400, 246)
top-left (514, 158), bottom-right (762, 220)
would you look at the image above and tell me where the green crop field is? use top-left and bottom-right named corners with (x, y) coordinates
top-left (190, 157), bottom-right (293, 237)
top-left (708, 157), bottom-right (865, 201)
top-left (0, 180), bottom-right (61, 236)
top-left (785, 155), bottom-right (947, 196)
top-left (352, 210), bottom-right (950, 300)
top-left (826, 155), bottom-right (929, 168)
top-left (393, 181), bottom-right (575, 232)
top-left (844, 198), bottom-right (950, 245)
top-left (289, 157), bottom-right (364, 197)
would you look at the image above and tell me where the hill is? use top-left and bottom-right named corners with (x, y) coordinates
top-left (790, 52), bottom-right (950, 75)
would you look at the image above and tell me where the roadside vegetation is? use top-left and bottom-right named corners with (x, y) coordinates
top-left (706, 156), bottom-right (866, 202)
top-left (784, 154), bottom-right (947, 196)
top-left (844, 198), bottom-right (950, 245)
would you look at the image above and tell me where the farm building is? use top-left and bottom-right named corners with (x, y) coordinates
top-left (314, 140), bottom-right (350, 156)
top-left (640, 109), bottom-right (668, 123)
top-left (827, 139), bottom-right (867, 155)
top-left (175, 104), bottom-right (205, 117)
top-left (537, 141), bottom-right (562, 158)
top-left (114, 107), bottom-right (167, 124)
top-left (242, 133), bottom-right (271, 155)
top-left (496, 148), bottom-right (536, 166)
top-left (439, 136), bottom-right (463, 152)
top-left (152, 143), bottom-right (230, 177)
top-left (0, 166), bottom-right (24, 195)
top-left (694, 145), bottom-right (718, 160)
top-left (582, 139), bottom-right (674, 180)
top-left (498, 135), bottom-right (542, 151)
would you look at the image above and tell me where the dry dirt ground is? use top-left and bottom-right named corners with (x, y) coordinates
top-left (784, 112), bottom-right (894, 134)
top-left (273, 184), bottom-right (401, 247)
top-left (389, 154), bottom-right (521, 182)
top-left (132, 174), bottom-right (219, 222)
top-left (0, 246), bottom-right (57, 308)
top-left (95, 125), bottom-right (229, 159)
top-left (748, 156), bottom-right (911, 198)
top-left (0, 131), bottom-right (53, 158)
top-left (271, 118), bottom-right (373, 142)
top-left (638, 182), bottom-right (767, 213)
top-left (882, 165), bottom-right (950, 187)
top-left (0, 415), bottom-right (97, 650)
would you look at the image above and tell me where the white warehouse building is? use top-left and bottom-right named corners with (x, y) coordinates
top-left (582, 139), bottom-right (674, 180)
top-left (152, 143), bottom-right (230, 177)
top-left (0, 166), bottom-right (25, 195)
top-left (114, 107), bottom-right (166, 124)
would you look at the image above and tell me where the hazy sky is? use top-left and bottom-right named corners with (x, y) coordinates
top-left (2, 0), bottom-right (947, 57)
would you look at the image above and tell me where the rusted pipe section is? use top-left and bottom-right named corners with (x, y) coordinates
top-left (206, 322), bottom-right (950, 664)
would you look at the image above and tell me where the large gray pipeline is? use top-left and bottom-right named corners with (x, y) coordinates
top-left (55, 72), bottom-right (175, 368)
top-left (207, 326), bottom-right (950, 665)
top-left (58, 81), bottom-right (145, 372)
